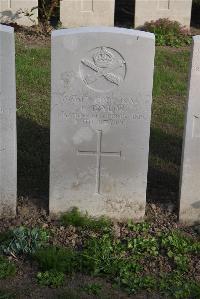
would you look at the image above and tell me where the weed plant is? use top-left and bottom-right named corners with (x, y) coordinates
top-left (1, 217), bottom-right (199, 298)
top-left (0, 256), bottom-right (16, 279)
top-left (0, 227), bottom-right (49, 256)
top-left (79, 230), bottom-right (200, 297)
top-left (34, 246), bottom-right (77, 273)
top-left (82, 283), bottom-right (102, 296)
top-left (33, 210), bottom-right (200, 298)
top-left (37, 270), bottom-right (65, 288)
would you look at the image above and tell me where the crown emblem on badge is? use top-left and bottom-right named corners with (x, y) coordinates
top-left (93, 47), bottom-right (115, 68)
top-left (80, 46), bottom-right (126, 92)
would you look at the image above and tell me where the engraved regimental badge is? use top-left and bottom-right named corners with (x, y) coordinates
top-left (80, 47), bottom-right (126, 92)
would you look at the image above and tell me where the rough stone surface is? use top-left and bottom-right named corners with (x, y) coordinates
top-left (179, 36), bottom-right (200, 225)
top-left (60, 0), bottom-right (114, 28)
top-left (135, 0), bottom-right (192, 28)
top-left (0, 0), bottom-right (38, 26)
top-left (0, 25), bottom-right (17, 218)
top-left (50, 27), bottom-right (155, 220)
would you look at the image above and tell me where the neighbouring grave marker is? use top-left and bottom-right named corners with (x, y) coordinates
top-left (50, 27), bottom-right (155, 220)
top-left (60, 0), bottom-right (115, 28)
top-left (134, 0), bottom-right (192, 28)
top-left (0, 25), bottom-right (17, 218)
top-left (179, 36), bottom-right (200, 224)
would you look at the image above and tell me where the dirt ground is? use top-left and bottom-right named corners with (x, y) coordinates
top-left (0, 196), bottom-right (183, 299)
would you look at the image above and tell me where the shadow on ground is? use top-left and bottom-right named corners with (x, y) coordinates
top-left (17, 116), bottom-right (50, 203)
top-left (17, 116), bottom-right (183, 216)
top-left (147, 127), bottom-right (183, 212)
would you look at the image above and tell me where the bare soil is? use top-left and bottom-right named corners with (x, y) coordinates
top-left (0, 197), bottom-right (178, 299)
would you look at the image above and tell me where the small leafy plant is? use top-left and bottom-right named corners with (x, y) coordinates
top-left (37, 270), bottom-right (65, 288)
top-left (0, 290), bottom-right (15, 299)
top-left (80, 234), bottom-right (121, 275)
top-left (0, 256), bottom-right (16, 279)
top-left (34, 246), bottom-right (77, 273)
top-left (161, 231), bottom-right (200, 254)
top-left (127, 236), bottom-right (159, 256)
top-left (0, 227), bottom-right (49, 256)
top-left (127, 221), bottom-right (150, 232)
top-left (143, 18), bottom-right (191, 47)
top-left (160, 231), bottom-right (200, 272)
top-left (60, 207), bottom-right (111, 232)
top-left (82, 283), bottom-right (102, 295)
top-left (159, 272), bottom-right (200, 299)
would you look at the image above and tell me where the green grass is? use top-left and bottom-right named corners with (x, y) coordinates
top-left (149, 47), bottom-right (190, 196)
top-left (153, 48), bottom-right (189, 98)
top-left (16, 42), bottom-right (190, 201)
top-left (16, 42), bottom-right (50, 197)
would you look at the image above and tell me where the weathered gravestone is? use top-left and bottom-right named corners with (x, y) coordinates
top-left (134, 0), bottom-right (192, 29)
top-left (50, 27), bottom-right (155, 220)
top-left (0, 25), bottom-right (17, 218)
top-left (60, 0), bottom-right (115, 28)
top-left (179, 36), bottom-right (200, 224)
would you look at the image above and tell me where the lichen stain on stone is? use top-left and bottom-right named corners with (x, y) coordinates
top-left (72, 127), bottom-right (94, 144)
top-left (71, 181), bottom-right (81, 190)
top-left (191, 201), bottom-right (200, 209)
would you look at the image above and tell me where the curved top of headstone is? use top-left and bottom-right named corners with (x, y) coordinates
top-left (193, 35), bottom-right (200, 41)
top-left (52, 26), bottom-right (155, 40)
top-left (0, 24), bottom-right (14, 33)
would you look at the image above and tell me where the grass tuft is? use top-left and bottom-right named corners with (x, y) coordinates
top-left (34, 246), bottom-right (77, 274)
top-left (60, 207), bottom-right (112, 232)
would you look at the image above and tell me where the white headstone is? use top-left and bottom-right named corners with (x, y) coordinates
top-left (60, 0), bottom-right (115, 28)
top-left (179, 36), bottom-right (200, 224)
top-left (50, 27), bottom-right (155, 220)
top-left (0, 25), bottom-right (17, 218)
top-left (0, 0), bottom-right (38, 26)
top-left (134, 0), bottom-right (192, 28)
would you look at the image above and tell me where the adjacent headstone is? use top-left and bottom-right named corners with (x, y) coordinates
top-left (134, 0), bottom-right (192, 28)
top-left (50, 27), bottom-right (155, 220)
top-left (0, 25), bottom-right (17, 218)
top-left (60, 0), bottom-right (115, 28)
top-left (0, 0), bottom-right (38, 26)
top-left (179, 36), bottom-right (200, 224)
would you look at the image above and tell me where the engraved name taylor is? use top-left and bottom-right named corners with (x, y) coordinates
top-left (56, 93), bottom-right (150, 127)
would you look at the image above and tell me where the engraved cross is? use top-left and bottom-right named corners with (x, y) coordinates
top-left (7, 0), bottom-right (12, 9)
top-left (77, 130), bottom-right (121, 194)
